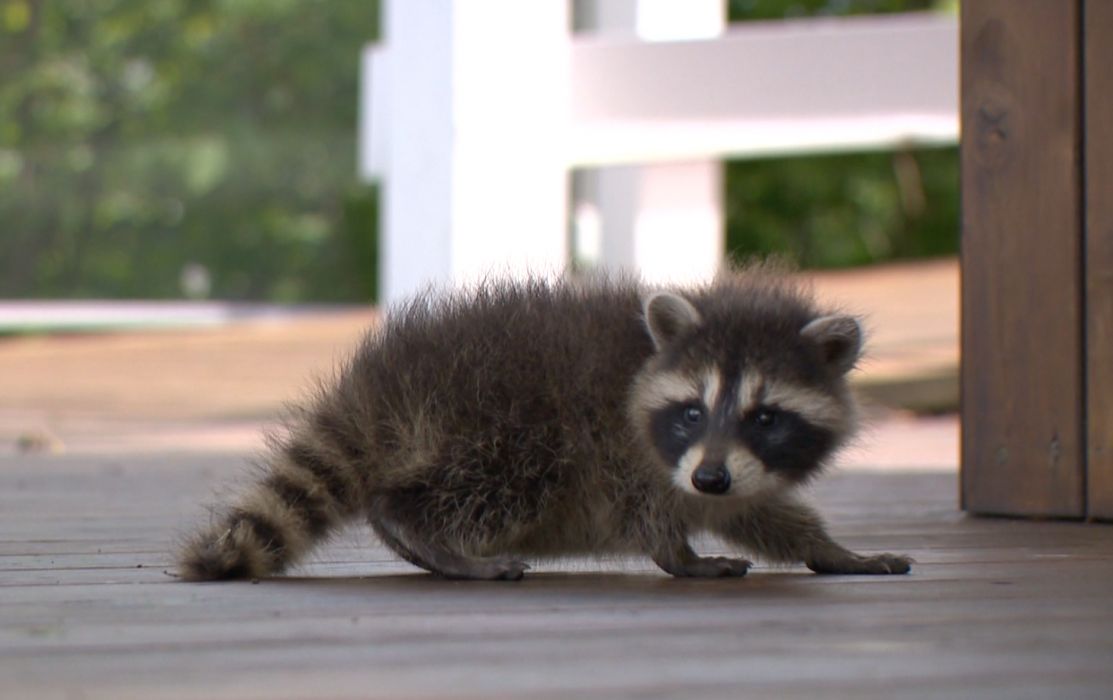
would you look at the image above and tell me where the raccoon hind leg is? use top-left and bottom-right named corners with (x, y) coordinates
top-left (369, 494), bottom-right (530, 581)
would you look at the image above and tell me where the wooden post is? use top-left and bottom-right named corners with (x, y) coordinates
top-left (1085, 0), bottom-right (1113, 519)
top-left (572, 0), bottom-right (725, 286)
top-left (963, 0), bottom-right (1113, 519)
top-left (961, 0), bottom-right (1085, 517)
top-left (369, 0), bottom-right (570, 304)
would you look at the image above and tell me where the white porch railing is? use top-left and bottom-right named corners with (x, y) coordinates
top-left (360, 1), bottom-right (958, 303)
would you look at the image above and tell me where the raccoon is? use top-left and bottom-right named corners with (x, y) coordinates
top-left (177, 266), bottom-right (911, 582)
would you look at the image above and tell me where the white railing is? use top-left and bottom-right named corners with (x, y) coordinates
top-left (361, 1), bottom-right (957, 303)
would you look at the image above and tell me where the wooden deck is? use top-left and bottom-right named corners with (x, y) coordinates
top-left (2, 453), bottom-right (1111, 699)
top-left (0, 259), bottom-right (958, 453)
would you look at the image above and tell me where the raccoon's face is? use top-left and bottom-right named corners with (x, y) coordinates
top-left (631, 290), bottom-right (861, 499)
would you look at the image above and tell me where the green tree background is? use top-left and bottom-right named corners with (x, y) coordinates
top-left (725, 0), bottom-right (958, 268)
top-left (1, 0), bottom-right (957, 303)
top-left (1, 0), bottom-right (379, 302)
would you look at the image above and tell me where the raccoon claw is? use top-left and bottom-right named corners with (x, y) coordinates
top-left (807, 552), bottom-right (913, 576)
top-left (439, 557), bottom-right (530, 581)
top-left (865, 553), bottom-right (913, 575)
top-left (493, 560), bottom-right (530, 581)
top-left (674, 556), bottom-right (753, 578)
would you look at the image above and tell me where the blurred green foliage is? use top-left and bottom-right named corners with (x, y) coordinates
top-left (725, 0), bottom-right (959, 268)
top-left (726, 147), bottom-right (959, 269)
top-left (1, 0), bottom-right (957, 302)
top-left (0, 0), bottom-right (378, 301)
top-left (729, 0), bottom-right (946, 20)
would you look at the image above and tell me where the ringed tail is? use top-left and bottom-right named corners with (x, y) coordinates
top-left (177, 426), bottom-right (364, 581)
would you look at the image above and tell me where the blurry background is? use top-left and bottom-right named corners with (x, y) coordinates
top-left (0, 0), bottom-right (380, 302)
top-left (0, 0), bottom-right (959, 465)
top-left (1, 0), bottom-right (955, 303)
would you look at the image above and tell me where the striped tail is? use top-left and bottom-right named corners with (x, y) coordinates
top-left (177, 431), bottom-right (364, 581)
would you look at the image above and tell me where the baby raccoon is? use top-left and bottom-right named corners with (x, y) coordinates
top-left (178, 266), bottom-right (911, 581)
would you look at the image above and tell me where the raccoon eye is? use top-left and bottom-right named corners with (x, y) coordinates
top-left (683, 406), bottom-right (704, 424)
top-left (754, 409), bottom-right (777, 427)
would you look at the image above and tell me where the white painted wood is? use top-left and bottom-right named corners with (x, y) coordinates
top-left (577, 161), bottom-right (723, 284)
top-left (574, 0), bottom-right (637, 37)
top-left (358, 45), bottom-right (389, 180)
top-left (573, 0), bottom-right (724, 285)
top-left (631, 161), bottom-right (723, 284)
top-left (635, 0), bottom-right (725, 41)
top-left (374, 1), bottom-right (453, 303)
top-left (361, 5), bottom-right (959, 300)
top-left (569, 13), bottom-right (958, 165)
top-left (449, 1), bottom-right (570, 291)
top-left (371, 0), bottom-right (570, 305)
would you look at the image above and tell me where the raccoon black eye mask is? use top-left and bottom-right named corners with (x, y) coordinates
top-left (178, 267), bottom-right (912, 581)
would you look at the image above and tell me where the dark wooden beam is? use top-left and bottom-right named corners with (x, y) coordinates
top-left (1085, 0), bottom-right (1113, 519)
top-left (961, 0), bottom-right (1085, 516)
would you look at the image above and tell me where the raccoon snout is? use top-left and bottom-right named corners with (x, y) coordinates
top-left (691, 463), bottom-right (731, 495)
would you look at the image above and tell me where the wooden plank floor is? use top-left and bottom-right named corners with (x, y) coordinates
top-left (2, 454), bottom-right (1111, 700)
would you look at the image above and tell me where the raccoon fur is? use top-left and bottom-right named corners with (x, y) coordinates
top-left (177, 266), bottom-right (912, 581)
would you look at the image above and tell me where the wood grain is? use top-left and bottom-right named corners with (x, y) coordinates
top-left (960, 0), bottom-right (1085, 516)
top-left (2, 453), bottom-right (1113, 699)
top-left (1085, 0), bottom-right (1113, 519)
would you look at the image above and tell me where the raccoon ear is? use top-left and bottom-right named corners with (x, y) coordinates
top-left (801, 315), bottom-right (862, 374)
top-left (643, 292), bottom-right (702, 350)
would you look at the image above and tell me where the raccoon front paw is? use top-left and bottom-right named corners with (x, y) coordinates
top-left (806, 552), bottom-right (912, 576)
top-left (671, 556), bottom-right (753, 578)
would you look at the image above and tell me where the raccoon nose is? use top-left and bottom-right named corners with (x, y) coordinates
top-left (692, 463), bottom-right (731, 495)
